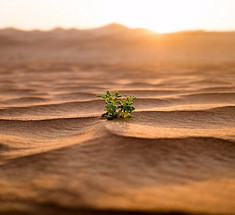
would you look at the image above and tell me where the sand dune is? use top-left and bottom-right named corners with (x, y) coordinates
top-left (1, 24), bottom-right (235, 63)
top-left (0, 26), bottom-right (235, 214)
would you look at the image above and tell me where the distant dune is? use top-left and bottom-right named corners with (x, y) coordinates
top-left (0, 24), bottom-right (235, 63)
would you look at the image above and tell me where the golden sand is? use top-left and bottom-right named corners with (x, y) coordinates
top-left (0, 26), bottom-right (235, 214)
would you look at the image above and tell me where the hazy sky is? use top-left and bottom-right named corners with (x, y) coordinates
top-left (1, 0), bottom-right (235, 33)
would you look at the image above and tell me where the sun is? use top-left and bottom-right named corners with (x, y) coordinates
top-left (101, 0), bottom-right (208, 33)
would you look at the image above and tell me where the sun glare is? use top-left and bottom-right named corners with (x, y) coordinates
top-left (0, 0), bottom-right (235, 32)
top-left (101, 0), bottom-right (209, 33)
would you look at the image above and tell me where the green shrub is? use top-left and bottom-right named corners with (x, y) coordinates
top-left (96, 91), bottom-right (136, 120)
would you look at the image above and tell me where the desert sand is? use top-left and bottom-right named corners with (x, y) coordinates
top-left (0, 24), bottom-right (235, 214)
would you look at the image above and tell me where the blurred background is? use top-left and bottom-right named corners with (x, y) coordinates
top-left (1, 0), bottom-right (235, 32)
top-left (0, 0), bottom-right (235, 64)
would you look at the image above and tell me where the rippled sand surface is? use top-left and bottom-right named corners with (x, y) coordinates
top-left (0, 62), bottom-right (235, 215)
top-left (0, 26), bottom-right (235, 214)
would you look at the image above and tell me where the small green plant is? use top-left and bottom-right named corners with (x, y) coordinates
top-left (96, 90), bottom-right (136, 120)
top-left (117, 95), bottom-right (136, 119)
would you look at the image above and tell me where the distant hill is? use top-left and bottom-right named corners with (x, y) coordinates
top-left (0, 23), bottom-right (235, 64)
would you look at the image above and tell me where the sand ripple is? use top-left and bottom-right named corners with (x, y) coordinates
top-left (0, 62), bottom-right (235, 214)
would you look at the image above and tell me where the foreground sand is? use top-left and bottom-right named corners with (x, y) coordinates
top-left (0, 62), bottom-right (235, 215)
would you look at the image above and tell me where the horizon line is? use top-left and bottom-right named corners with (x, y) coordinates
top-left (1, 23), bottom-right (235, 34)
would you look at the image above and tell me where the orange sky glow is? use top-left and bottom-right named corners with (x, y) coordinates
top-left (0, 0), bottom-right (235, 33)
